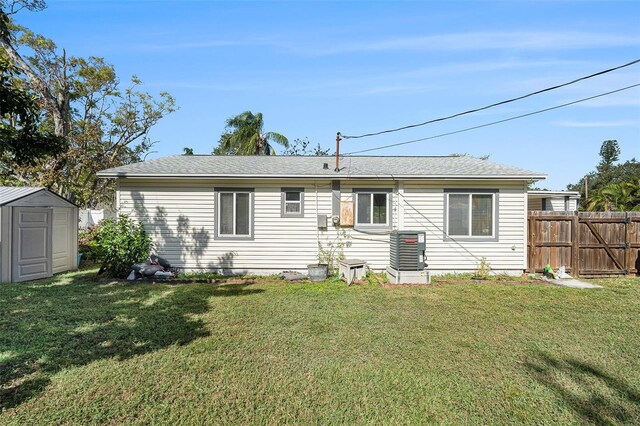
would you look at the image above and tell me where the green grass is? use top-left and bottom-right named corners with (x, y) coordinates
top-left (1, 269), bottom-right (639, 424)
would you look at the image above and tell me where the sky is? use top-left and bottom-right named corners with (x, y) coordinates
top-left (14, 0), bottom-right (640, 190)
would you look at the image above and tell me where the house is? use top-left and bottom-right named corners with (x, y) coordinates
top-left (97, 155), bottom-right (546, 276)
top-left (0, 187), bottom-right (78, 282)
top-left (527, 190), bottom-right (580, 211)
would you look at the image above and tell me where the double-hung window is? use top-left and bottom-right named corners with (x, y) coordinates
top-left (445, 190), bottom-right (497, 240)
top-left (281, 188), bottom-right (304, 217)
top-left (216, 188), bottom-right (254, 239)
top-left (354, 189), bottom-right (392, 229)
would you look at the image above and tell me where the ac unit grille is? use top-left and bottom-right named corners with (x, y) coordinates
top-left (390, 231), bottom-right (426, 271)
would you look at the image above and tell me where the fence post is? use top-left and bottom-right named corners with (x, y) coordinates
top-left (572, 213), bottom-right (580, 277)
top-left (625, 212), bottom-right (631, 275)
top-left (528, 214), bottom-right (535, 273)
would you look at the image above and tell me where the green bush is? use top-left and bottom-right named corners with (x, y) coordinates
top-left (78, 222), bottom-right (106, 262)
top-left (96, 215), bottom-right (153, 278)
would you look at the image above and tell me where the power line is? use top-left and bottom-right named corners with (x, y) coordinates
top-left (343, 83), bottom-right (640, 155)
top-left (341, 58), bottom-right (640, 140)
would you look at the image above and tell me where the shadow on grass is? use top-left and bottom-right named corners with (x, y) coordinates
top-left (525, 352), bottom-right (640, 424)
top-left (0, 269), bottom-right (262, 411)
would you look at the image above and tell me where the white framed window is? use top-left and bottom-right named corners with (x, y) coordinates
top-left (354, 189), bottom-right (391, 228)
top-left (445, 191), bottom-right (497, 239)
top-left (281, 188), bottom-right (304, 217)
top-left (215, 188), bottom-right (254, 239)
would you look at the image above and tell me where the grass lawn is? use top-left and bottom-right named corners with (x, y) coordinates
top-left (1, 270), bottom-right (639, 424)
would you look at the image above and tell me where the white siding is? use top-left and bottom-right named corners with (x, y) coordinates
top-left (527, 196), bottom-right (578, 212)
top-left (402, 180), bottom-right (527, 274)
top-left (527, 197), bottom-right (543, 211)
top-left (118, 179), bottom-right (334, 273)
top-left (118, 178), bottom-right (528, 275)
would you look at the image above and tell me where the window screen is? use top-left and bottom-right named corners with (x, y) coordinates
top-left (447, 192), bottom-right (495, 238)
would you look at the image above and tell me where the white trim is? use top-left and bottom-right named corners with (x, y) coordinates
top-left (354, 191), bottom-right (390, 227)
top-left (446, 192), bottom-right (496, 239)
top-left (217, 190), bottom-right (253, 238)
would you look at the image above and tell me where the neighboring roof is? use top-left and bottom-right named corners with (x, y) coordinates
top-left (0, 186), bottom-right (77, 207)
top-left (97, 155), bottom-right (546, 180)
top-left (527, 190), bottom-right (580, 199)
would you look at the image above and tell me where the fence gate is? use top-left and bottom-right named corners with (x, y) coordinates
top-left (528, 211), bottom-right (640, 277)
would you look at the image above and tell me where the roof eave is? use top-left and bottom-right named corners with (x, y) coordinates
top-left (97, 172), bottom-right (547, 181)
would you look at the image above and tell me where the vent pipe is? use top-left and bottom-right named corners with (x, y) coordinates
top-left (335, 132), bottom-right (342, 172)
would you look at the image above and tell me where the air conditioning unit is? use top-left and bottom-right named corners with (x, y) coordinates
top-left (390, 230), bottom-right (426, 271)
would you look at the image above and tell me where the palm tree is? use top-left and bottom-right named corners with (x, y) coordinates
top-left (214, 111), bottom-right (288, 155)
top-left (585, 182), bottom-right (636, 211)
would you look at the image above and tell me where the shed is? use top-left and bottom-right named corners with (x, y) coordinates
top-left (0, 187), bottom-right (78, 282)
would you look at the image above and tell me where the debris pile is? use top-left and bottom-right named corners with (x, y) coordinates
top-left (127, 255), bottom-right (174, 280)
top-left (543, 263), bottom-right (572, 280)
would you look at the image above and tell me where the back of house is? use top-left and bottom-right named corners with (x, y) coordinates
top-left (97, 155), bottom-right (545, 276)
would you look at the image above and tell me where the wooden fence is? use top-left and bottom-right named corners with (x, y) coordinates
top-left (528, 211), bottom-right (640, 277)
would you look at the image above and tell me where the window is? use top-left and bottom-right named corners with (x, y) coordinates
top-left (281, 188), bottom-right (304, 217)
top-left (445, 191), bottom-right (497, 239)
top-left (216, 188), bottom-right (254, 239)
top-left (354, 189), bottom-right (391, 228)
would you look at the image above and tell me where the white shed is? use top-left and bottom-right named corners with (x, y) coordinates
top-left (0, 187), bottom-right (78, 282)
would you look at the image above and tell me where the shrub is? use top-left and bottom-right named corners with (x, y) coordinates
top-left (78, 222), bottom-right (106, 262)
top-left (96, 215), bottom-right (153, 278)
top-left (473, 257), bottom-right (492, 280)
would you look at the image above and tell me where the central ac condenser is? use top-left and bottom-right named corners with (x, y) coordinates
top-left (389, 230), bottom-right (427, 271)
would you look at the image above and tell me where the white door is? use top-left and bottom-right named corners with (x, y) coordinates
top-left (52, 208), bottom-right (73, 273)
top-left (12, 208), bottom-right (53, 282)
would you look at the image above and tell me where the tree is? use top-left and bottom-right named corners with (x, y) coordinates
top-left (213, 111), bottom-right (288, 155)
top-left (0, 3), bottom-right (176, 207)
top-left (567, 140), bottom-right (640, 202)
top-left (1, 55), bottom-right (66, 163)
top-left (598, 140), bottom-right (620, 169)
top-left (595, 139), bottom-right (621, 186)
top-left (584, 182), bottom-right (636, 211)
top-left (283, 137), bottom-right (331, 156)
top-left (1, 1), bottom-right (72, 138)
top-left (182, 147), bottom-right (194, 155)
top-left (1, 1), bottom-right (65, 162)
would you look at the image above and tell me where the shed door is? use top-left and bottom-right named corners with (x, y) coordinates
top-left (52, 208), bottom-right (73, 273)
top-left (12, 208), bottom-right (53, 282)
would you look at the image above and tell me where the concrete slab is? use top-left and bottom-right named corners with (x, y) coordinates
top-left (547, 278), bottom-right (603, 289)
top-left (386, 267), bottom-right (430, 284)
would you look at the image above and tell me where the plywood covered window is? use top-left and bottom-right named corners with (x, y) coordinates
top-left (215, 188), bottom-right (254, 239)
top-left (445, 190), bottom-right (498, 240)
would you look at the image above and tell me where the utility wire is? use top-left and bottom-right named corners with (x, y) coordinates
top-left (398, 192), bottom-right (482, 262)
top-left (341, 58), bottom-right (640, 140)
top-left (344, 83), bottom-right (640, 156)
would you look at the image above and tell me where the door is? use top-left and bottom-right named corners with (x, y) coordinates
top-left (12, 207), bottom-right (53, 282)
top-left (52, 208), bottom-right (73, 273)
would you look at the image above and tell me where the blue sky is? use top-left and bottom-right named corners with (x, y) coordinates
top-left (16, 0), bottom-right (640, 189)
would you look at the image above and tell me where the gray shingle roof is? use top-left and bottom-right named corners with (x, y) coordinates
top-left (0, 186), bottom-right (77, 207)
top-left (97, 155), bottom-right (546, 180)
top-left (0, 186), bottom-right (44, 206)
